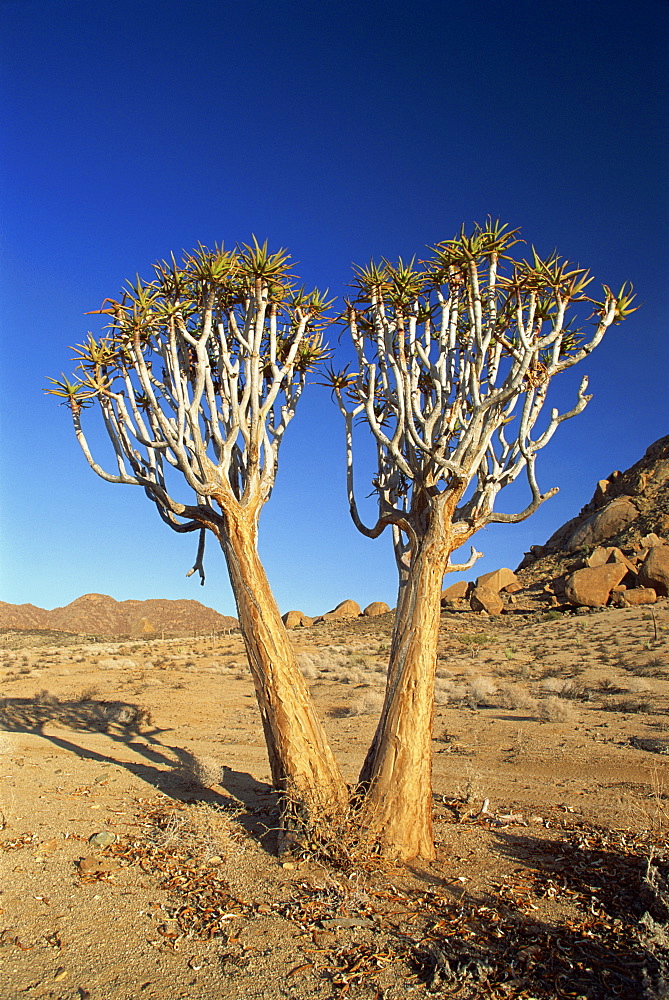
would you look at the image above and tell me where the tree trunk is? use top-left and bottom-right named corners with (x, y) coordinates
top-left (213, 507), bottom-right (349, 848)
top-left (357, 507), bottom-right (451, 860)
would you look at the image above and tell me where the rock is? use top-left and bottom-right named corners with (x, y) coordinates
top-left (645, 436), bottom-right (669, 462)
top-left (612, 587), bottom-right (657, 607)
top-left (318, 599), bottom-right (361, 622)
top-left (282, 610), bottom-right (313, 629)
top-left (593, 478), bottom-right (612, 505)
top-left (565, 497), bottom-right (639, 551)
top-left (639, 533), bottom-right (665, 549)
top-left (469, 586), bottom-right (504, 615)
top-left (584, 546), bottom-right (638, 577)
top-left (606, 548), bottom-right (639, 576)
top-left (585, 545), bottom-right (612, 568)
top-left (78, 854), bottom-right (120, 873)
top-left (502, 582), bottom-right (523, 594)
top-left (638, 545), bottom-right (669, 596)
top-left (88, 830), bottom-right (116, 847)
top-left (363, 601), bottom-right (391, 617)
top-left (564, 562), bottom-right (627, 607)
top-left (475, 568), bottom-right (518, 593)
top-left (441, 581), bottom-right (469, 602)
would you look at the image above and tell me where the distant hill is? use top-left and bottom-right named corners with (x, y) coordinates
top-left (0, 593), bottom-right (238, 638)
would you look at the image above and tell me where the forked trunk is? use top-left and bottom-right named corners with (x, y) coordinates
top-left (358, 510), bottom-right (450, 860)
top-left (213, 508), bottom-right (349, 847)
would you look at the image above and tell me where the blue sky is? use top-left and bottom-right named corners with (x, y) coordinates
top-left (1, 0), bottom-right (667, 618)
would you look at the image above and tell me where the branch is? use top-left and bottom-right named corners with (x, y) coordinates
top-left (445, 546), bottom-right (483, 574)
top-left (185, 528), bottom-right (207, 585)
top-left (483, 485), bottom-right (558, 525)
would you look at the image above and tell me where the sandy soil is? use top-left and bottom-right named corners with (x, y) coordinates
top-left (1, 600), bottom-right (669, 999)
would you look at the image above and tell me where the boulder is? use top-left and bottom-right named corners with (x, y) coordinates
top-left (565, 497), bottom-right (639, 551)
top-left (564, 562), bottom-right (627, 608)
top-left (282, 610), bottom-right (313, 629)
top-left (319, 599), bottom-right (361, 622)
top-left (612, 587), bottom-right (657, 607)
top-left (469, 586), bottom-right (504, 615)
top-left (502, 582), bottom-right (523, 594)
top-left (475, 568), bottom-right (518, 593)
top-left (363, 601), bottom-right (391, 617)
top-left (584, 545), bottom-right (612, 568)
top-left (606, 548), bottom-right (639, 575)
top-left (639, 533), bottom-right (665, 550)
top-left (584, 546), bottom-right (638, 577)
top-left (441, 580), bottom-right (469, 602)
top-left (638, 545), bottom-right (669, 596)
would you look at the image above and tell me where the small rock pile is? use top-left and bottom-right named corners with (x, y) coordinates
top-left (441, 568), bottom-right (525, 615)
top-left (282, 599), bottom-right (391, 630)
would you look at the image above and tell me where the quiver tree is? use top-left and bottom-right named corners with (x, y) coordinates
top-left (48, 240), bottom-right (349, 843)
top-left (50, 226), bottom-right (634, 864)
top-left (330, 220), bottom-right (635, 859)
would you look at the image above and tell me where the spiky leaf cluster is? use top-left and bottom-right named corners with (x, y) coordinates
top-left (48, 240), bottom-right (332, 555)
top-left (330, 220), bottom-right (634, 558)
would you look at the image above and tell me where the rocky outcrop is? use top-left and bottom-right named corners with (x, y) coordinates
top-left (520, 435), bottom-right (669, 571)
top-left (563, 497), bottom-right (639, 551)
top-left (582, 546), bottom-right (638, 575)
top-left (513, 435), bottom-right (669, 608)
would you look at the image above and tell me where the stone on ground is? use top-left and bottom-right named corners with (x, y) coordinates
top-left (475, 568), bottom-right (518, 593)
top-left (363, 601), bottom-right (391, 617)
top-left (564, 562), bottom-right (628, 608)
top-left (470, 586), bottom-right (504, 615)
top-left (638, 544), bottom-right (669, 596)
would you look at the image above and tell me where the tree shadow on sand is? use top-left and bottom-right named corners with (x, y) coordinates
top-left (0, 693), bottom-right (279, 849)
top-left (402, 822), bottom-right (669, 999)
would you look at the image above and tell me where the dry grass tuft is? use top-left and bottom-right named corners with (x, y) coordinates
top-left (149, 800), bottom-right (239, 861)
top-left (538, 695), bottom-right (574, 723)
top-left (172, 752), bottom-right (223, 790)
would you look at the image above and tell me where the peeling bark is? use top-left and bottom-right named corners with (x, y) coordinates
top-left (213, 506), bottom-right (349, 847)
top-left (357, 504), bottom-right (451, 860)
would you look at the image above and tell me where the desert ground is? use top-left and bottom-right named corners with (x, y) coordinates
top-left (2, 600), bottom-right (669, 999)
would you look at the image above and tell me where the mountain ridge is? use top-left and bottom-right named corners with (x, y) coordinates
top-left (0, 592), bottom-right (238, 637)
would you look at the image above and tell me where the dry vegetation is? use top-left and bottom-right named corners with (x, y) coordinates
top-left (2, 600), bottom-right (669, 998)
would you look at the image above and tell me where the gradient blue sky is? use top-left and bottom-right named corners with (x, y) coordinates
top-left (1, 0), bottom-right (667, 618)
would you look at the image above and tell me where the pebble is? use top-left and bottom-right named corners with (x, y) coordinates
top-left (89, 830), bottom-right (116, 847)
